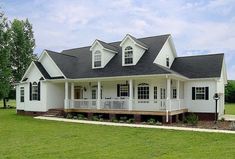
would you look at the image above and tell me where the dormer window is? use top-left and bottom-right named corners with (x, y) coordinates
top-left (124, 46), bottom-right (133, 64)
top-left (166, 57), bottom-right (169, 67)
top-left (94, 50), bottom-right (101, 67)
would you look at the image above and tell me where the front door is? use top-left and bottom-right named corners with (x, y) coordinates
top-left (91, 89), bottom-right (97, 106)
top-left (74, 86), bottom-right (82, 99)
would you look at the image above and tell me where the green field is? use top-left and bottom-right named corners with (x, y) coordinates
top-left (225, 103), bottom-right (235, 115)
top-left (0, 99), bottom-right (16, 107)
top-left (0, 109), bottom-right (235, 159)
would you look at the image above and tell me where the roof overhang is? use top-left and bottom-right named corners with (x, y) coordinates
top-left (120, 34), bottom-right (148, 50)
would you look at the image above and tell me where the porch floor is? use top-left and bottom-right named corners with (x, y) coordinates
top-left (64, 108), bottom-right (188, 116)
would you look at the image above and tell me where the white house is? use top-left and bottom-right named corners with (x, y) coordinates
top-left (16, 34), bottom-right (227, 123)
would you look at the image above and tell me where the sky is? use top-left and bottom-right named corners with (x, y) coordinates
top-left (1, 0), bottom-right (235, 79)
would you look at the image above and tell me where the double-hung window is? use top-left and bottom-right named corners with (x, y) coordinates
top-left (20, 87), bottom-right (24, 102)
top-left (192, 87), bottom-right (209, 100)
top-left (138, 83), bottom-right (149, 103)
top-left (94, 51), bottom-right (101, 67)
top-left (119, 84), bottom-right (129, 97)
top-left (32, 82), bottom-right (38, 100)
top-left (166, 57), bottom-right (169, 67)
top-left (124, 46), bottom-right (133, 64)
top-left (172, 88), bottom-right (177, 99)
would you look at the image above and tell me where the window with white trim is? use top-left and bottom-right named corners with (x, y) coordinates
top-left (154, 86), bottom-right (157, 99)
top-left (124, 46), bottom-right (133, 64)
top-left (160, 88), bottom-right (166, 99)
top-left (172, 88), bottom-right (177, 99)
top-left (120, 84), bottom-right (129, 97)
top-left (20, 87), bottom-right (24, 102)
top-left (32, 82), bottom-right (38, 100)
top-left (138, 83), bottom-right (149, 103)
top-left (195, 87), bottom-right (205, 100)
top-left (94, 50), bottom-right (101, 67)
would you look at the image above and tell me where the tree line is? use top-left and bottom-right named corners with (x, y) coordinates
top-left (225, 80), bottom-right (235, 103)
top-left (0, 9), bottom-right (36, 108)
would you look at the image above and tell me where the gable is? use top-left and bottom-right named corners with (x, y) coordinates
top-left (21, 62), bottom-right (44, 82)
top-left (154, 36), bottom-right (176, 67)
top-left (39, 51), bottom-right (64, 77)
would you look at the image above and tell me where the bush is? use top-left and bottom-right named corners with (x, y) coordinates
top-left (127, 118), bottom-right (135, 123)
top-left (110, 117), bottom-right (118, 123)
top-left (77, 114), bottom-right (85, 120)
top-left (92, 115), bottom-right (99, 121)
top-left (220, 117), bottom-right (225, 122)
top-left (119, 116), bottom-right (128, 123)
top-left (156, 121), bottom-right (162, 125)
top-left (184, 114), bottom-right (198, 126)
top-left (66, 113), bottom-right (73, 119)
top-left (147, 118), bottom-right (156, 125)
top-left (230, 122), bottom-right (235, 130)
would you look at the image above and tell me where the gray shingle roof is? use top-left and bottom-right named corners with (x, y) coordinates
top-left (47, 34), bottom-right (171, 79)
top-left (97, 40), bottom-right (118, 52)
top-left (128, 34), bottom-right (148, 49)
top-left (170, 53), bottom-right (224, 78)
top-left (34, 61), bottom-right (51, 79)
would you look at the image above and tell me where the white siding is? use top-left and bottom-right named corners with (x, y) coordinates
top-left (16, 64), bottom-right (47, 112)
top-left (154, 39), bottom-right (176, 67)
top-left (121, 37), bottom-right (145, 66)
top-left (46, 82), bottom-right (65, 110)
top-left (184, 80), bottom-right (216, 113)
top-left (39, 53), bottom-right (63, 77)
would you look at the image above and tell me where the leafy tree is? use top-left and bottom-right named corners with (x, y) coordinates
top-left (0, 11), bottom-right (11, 108)
top-left (9, 18), bottom-right (36, 83)
top-left (225, 80), bottom-right (235, 103)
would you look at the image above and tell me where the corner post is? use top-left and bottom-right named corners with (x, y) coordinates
top-left (176, 80), bottom-right (180, 109)
top-left (97, 81), bottom-right (101, 109)
top-left (129, 79), bottom-right (133, 110)
top-left (64, 81), bottom-right (69, 109)
top-left (71, 83), bottom-right (74, 108)
top-left (166, 77), bottom-right (171, 111)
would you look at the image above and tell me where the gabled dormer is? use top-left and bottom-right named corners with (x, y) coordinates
top-left (153, 35), bottom-right (177, 68)
top-left (90, 39), bottom-right (118, 69)
top-left (120, 34), bottom-right (148, 66)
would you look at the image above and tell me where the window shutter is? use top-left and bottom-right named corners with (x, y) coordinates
top-left (192, 87), bottom-right (195, 100)
top-left (38, 82), bottom-right (41, 101)
top-left (117, 84), bottom-right (120, 97)
top-left (29, 82), bottom-right (32, 101)
top-left (205, 87), bottom-right (209, 100)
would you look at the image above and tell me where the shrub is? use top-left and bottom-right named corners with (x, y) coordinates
top-left (92, 115), bottom-right (99, 121)
top-left (77, 114), bottom-right (85, 120)
top-left (66, 113), bottom-right (73, 119)
top-left (111, 117), bottom-right (118, 123)
top-left (119, 116), bottom-right (128, 123)
top-left (185, 114), bottom-right (198, 126)
top-left (147, 118), bottom-right (156, 125)
top-left (127, 118), bottom-right (135, 123)
top-left (220, 117), bottom-right (225, 122)
top-left (156, 121), bottom-right (162, 125)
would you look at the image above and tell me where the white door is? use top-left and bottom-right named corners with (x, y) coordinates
top-left (160, 88), bottom-right (166, 110)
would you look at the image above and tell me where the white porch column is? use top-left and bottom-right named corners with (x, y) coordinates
top-left (71, 83), bottom-right (74, 108)
top-left (166, 78), bottom-right (171, 111)
top-left (64, 81), bottom-right (69, 109)
top-left (129, 79), bottom-right (133, 110)
top-left (97, 81), bottom-right (101, 109)
top-left (176, 80), bottom-right (180, 109)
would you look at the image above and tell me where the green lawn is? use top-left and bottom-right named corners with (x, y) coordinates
top-left (0, 99), bottom-right (16, 107)
top-left (0, 109), bottom-right (235, 159)
top-left (225, 103), bottom-right (235, 115)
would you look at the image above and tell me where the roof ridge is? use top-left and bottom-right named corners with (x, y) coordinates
top-left (46, 50), bottom-right (77, 58)
top-left (176, 53), bottom-right (224, 59)
top-left (61, 34), bottom-right (170, 52)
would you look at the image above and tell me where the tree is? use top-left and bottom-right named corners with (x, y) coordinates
top-left (225, 80), bottom-right (235, 103)
top-left (9, 18), bottom-right (36, 83)
top-left (0, 11), bottom-right (11, 108)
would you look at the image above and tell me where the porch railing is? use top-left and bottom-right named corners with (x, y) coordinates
top-left (66, 99), bottom-right (185, 111)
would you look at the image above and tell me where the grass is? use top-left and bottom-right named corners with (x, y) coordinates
top-left (0, 99), bottom-right (16, 107)
top-left (225, 103), bottom-right (235, 115)
top-left (0, 109), bottom-right (235, 159)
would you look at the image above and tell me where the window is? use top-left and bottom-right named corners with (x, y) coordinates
top-left (138, 83), bottom-right (149, 103)
top-left (124, 46), bottom-right (133, 64)
top-left (196, 87), bottom-right (205, 99)
top-left (192, 87), bottom-right (209, 100)
top-left (32, 82), bottom-right (38, 100)
top-left (160, 88), bottom-right (166, 99)
top-left (120, 84), bottom-right (129, 97)
top-left (20, 87), bottom-right (24, 102)
top-left (74, 86), bottom-right (82, 99)
top-left (166, 57), bottom-right (169, 67)
top-left (154, 86), bottom-right (157, 99)
top-left (172, 88), bottom-right (177, 99)
top-left (94, 50), bottom-right (101, 67)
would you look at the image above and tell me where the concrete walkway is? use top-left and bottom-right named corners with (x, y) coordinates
top-left (34, 116), bottom-right (235, 134)
top-left (222, 115), bottom-right (235, 121)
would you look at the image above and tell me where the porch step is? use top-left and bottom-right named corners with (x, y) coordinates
top-left (44, 109), bottom-right (64, 117)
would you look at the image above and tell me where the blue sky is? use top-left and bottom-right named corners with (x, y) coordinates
top-left (1, 0), bottom-right (235, 79)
